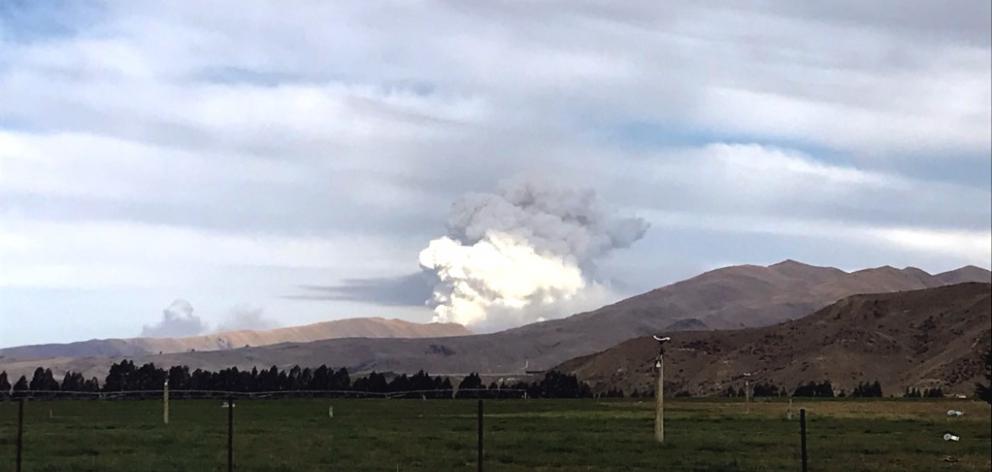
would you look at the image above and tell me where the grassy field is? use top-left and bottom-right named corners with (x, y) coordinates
top-left (0, 398), bottom-right (989, 471)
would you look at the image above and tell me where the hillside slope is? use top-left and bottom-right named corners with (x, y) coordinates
top-left (0, 318), bottom-right (471, 361)
top-left (2, 262), bottom-right (988, 381)
top-left (557, 283), bottom-right (992, 395)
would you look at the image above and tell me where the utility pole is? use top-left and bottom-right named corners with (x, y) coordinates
top-left (653, 335), bottom-right (671, 444)
top-left (743, 372), bottom-right (752, 414)
top-left (163, 379), bottom-right (170, 425)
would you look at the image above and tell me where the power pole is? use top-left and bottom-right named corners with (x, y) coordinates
top-left (743, 372), bottom-right (752, 414)
top-left (653, 335), bottom-right (670, 444)
top-left (163, 379), bottom-right (170, 425)
top-left (655, 353), bottom-right (664, 443)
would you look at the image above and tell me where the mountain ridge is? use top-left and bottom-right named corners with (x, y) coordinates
top-left (1, 261), bottom-right (988, 381)
top-left (556, 282), bottom-right (992, 395)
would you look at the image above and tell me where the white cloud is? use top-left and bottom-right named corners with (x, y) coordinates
top-left (0, 130), bottom-right (304, 202)
top-left (703, 143), bottom-right (898, 187)
top-left (639, 210), bottom-right (992, 267)
top-left (3, 2), bottom-right (988, 159)
top-left (870, 227), bottom-right (992, 262)
top-left (0, 1), bottom-right (988, 343)
top-left (698, 82), bottom-right (990, 156)
top-left (0, 217), bottom-right (415, 289)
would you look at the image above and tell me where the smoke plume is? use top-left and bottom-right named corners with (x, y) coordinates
top-left (216, 305), bottom-right (277, 332)
top-left (141, 299), bottom-right (208, 337)
top-left (418, 179), bottom-right (648, 329)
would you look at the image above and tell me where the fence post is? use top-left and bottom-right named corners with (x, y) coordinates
top-left (477, 399), bottom-right (483, 472)
top-left (16, 398), bottom-right (24, 472)
top-left (799, 408), bottom-right (807, 472)
top-left (227, 396), bottom-right (234, 472)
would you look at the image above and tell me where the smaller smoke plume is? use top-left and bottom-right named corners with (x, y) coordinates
top-left (141, 299), bottom-right (208, 338)
top-left (216, 306), bottom-right (277, 332)
top-left (419, 178), bottom-right (648, 329)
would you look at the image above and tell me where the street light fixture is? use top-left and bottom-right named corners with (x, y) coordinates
top-left (653, 335), bottom-right (671, 443)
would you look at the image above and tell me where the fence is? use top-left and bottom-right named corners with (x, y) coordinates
top-left (2, 387), bottom-right (526, 401)
top-left (1, 394), bottom-right (984, 471)
top-left (3, 388), bottom-right (521, 472)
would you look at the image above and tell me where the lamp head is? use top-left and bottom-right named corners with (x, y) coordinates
top-left (653, 335), bottom-right (670, 360)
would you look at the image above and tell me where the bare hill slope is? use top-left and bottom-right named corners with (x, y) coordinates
top-left (2, 262), bottom-right (988, 381)
top-left (558, 283), bottom-right (992, 395)
top-left (0, 318), bottom-right (471, 361)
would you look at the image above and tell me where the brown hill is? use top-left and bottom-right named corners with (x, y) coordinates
top-left (935, 265), bottom-right (992, 285)
top-left (1, 262), bottom-right (988, 381)
top-left (0, 317), bottom-right (471, 362)
top-left (557, 283), bottom-right (992, 396)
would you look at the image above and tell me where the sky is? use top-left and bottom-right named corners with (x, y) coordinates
top-left (0, 1), bottom-right (989, 347)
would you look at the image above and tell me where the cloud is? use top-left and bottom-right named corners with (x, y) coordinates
top-left (608, 143), bottom-right (990, 232)
top-left (870, 227), bottom-right (992, 262)
top-left (141, 299), bottom-right (207, 338)
top-left (696, 83), bottom-right (990, 156)
top-left (637, 210), bottom-right (992, 267)
top-left (0, 217), bottom-right (416, 289)
top-left (2, 2), bottom-right (988, 162)
top-left (0, 1), bottom-right (988, 343)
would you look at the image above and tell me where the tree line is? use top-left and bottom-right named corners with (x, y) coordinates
top-left (0, 361), bottom-right (593, 399)
top-left (902, 387), bottom-right (944, 398)
top-left (716, 380), bottom-right (889, 398)
top-left (714, 378), bottom-right (980, 399)
top-left (3, 346), bottom-right (989, 402)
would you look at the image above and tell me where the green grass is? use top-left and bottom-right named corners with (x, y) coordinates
top-left (0, 398), bottom-right (989, 471)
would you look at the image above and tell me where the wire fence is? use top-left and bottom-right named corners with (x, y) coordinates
top-left (0, 387), bottom-right (526, 400)
top-left (3, 391), bottom-right (505, 472)
top-left (1, 394), bottom-right (985, 471)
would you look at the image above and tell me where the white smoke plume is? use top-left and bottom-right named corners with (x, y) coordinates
top-left (418, 179), bottom-right (648, 329)
top-left (141, 299), bottom-right (208, 337)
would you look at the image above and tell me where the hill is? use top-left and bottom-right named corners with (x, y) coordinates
top-left (1, 262), bottom-right (988, 380)
top-left (557, 283), bottom-right (992, 395)
top-left (0, 317), bottom-right (471, 361)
